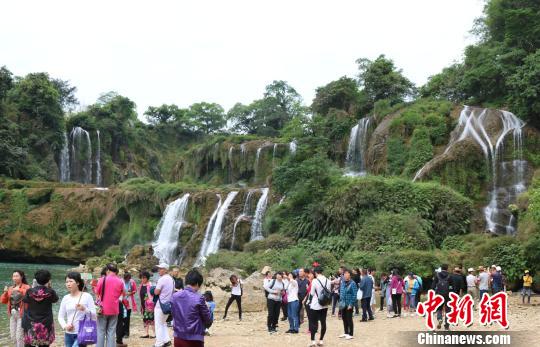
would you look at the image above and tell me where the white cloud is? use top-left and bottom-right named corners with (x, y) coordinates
top-left (0, 0), bottom-right (484, 117)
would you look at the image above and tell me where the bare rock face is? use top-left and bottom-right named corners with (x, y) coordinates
top-left (125, 245), bottom-right (159, 272)
top-left (203, 269), bottom-right (266, 313)
top-left (365, 113), bottom-right (400, 175)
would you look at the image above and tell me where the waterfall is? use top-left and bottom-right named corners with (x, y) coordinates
top-left (95, 130), bottom-right (102, 186)
top-left (413, 106), bottom-right (526, 234)
top-left (231, 189), bottom-right (255, 250)
top-left (289, 140), bottom-right (297, 156)
top-left (345, 117), bottom-right (372, 176)
top-left (250, 187), bottom-right (269, 241)
top-left (59, 132), bottom-right (70, 182)
top-left (278, 195), bottom-right (286, 205)
top-left (195, 191), bottom-right (238, 266)
top-left (70, 127), bottom-right (93, 184)
top-left (272, 143), bottom-right (278, 166)
top-left (151, 194), bottom-right (190, 265)
top-left (228, 146), bottom-right (234, 182)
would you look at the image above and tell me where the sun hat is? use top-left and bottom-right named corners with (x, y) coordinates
top-left (157, 263), bottom-right (169, 270)
top-left (468, 268), bottom-right (474, 272)
top-left (496, 266), bottom-right (501, 271)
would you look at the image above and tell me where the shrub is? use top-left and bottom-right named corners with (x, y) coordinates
top-left (205, 251), bottom-right (258, 274)
top-left (354, 211), bottom-right (433, 253)
top-left (377, 250), bottom-right (441, 279)
top-left (441, 235), bottom-right (468, 251)
top-left (243, 234), bottom-right (295, 253)
top-left (341, 251), bottom-right (378, 270)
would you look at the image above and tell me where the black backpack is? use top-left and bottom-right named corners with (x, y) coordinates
top-left (316, 278), bottom-right (332, 306)
top-left (435, 272), bottom-right (450, 296)
top-left (264, 279), bottom-right (276, 298)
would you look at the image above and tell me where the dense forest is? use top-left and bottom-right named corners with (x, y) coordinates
top-left (0, 0), bottom-right (539, 289)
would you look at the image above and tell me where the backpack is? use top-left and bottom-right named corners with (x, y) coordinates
top-left (435, 272), bottom-right (450, 296)
top-left (264, 279), bottom-right (276, 298)
top-left (316, 278), bottom-right (332, 307)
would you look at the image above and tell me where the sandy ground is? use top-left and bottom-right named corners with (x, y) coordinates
top-left (48, 295), bottom-right (538, 347)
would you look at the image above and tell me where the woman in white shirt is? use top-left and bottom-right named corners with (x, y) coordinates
top-left (309, 266), bottom-right (331, 346)
top-left (223, 274), bottom-right (243, 321)
top-left (286, 272), bottom-right (299, 334)
top-left (58, 272), bottom-right (96, 347)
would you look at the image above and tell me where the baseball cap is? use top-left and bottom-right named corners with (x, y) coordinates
top-left (157, 263), bottom-right (169, 270)
top-left (468, 268), bottom-right (474, 272)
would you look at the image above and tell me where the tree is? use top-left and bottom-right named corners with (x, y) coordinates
top-left (311, 76), bottom-right (365, 116)
top-left (145, 104), bottom-right (182, 125)
top-left (0, 66), bottom-right (13, 101)
top-left (51, 78), bottom-right (78, 112)
top-left (227, 102), bottom-right (257, 134)
top-left (507, 50), bottom-right (540, 127)
top-left (420, 64), bottom-right (466, 102)
top-left (187, 102), bottom-right (226, 134)
top-left (356, 55), bottom-right (416, 106)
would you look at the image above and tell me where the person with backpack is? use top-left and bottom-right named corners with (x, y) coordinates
top-left (153, 263), bottom-right (175, 347)
top-left (450, 267), bottom-right (465, 296)
top-left (308, 266), bottom-right (331, 347)
top-left (223, 275), bottom-right (243, 321)
top-left (264, 272), bottom-right (285, 333)
top-left (432, 264), bottom-right (453, 330)
top-left (338, 269), bottom-right (357, 340)
top-left (281, 271), bottom-right (290, 322)
top-left (95, 264), bottom-right (124, 347)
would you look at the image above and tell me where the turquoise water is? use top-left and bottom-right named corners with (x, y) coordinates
top-left (0, 262), bottom-right (71, 345)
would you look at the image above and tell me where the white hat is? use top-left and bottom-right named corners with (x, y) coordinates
top-left (468, 268), bottom-right (474, 272)
top-left (491, 264), bottom-right (497, 268)
top-left (435, 267), bottom-right (441, 273)
top-left (158, 263), bottom-right (169, 270)
top-left (496, 266), bottom-right (501, 271)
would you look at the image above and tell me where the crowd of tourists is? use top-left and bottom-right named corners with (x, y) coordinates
top-left (0, 261), bottom-right (534, 347)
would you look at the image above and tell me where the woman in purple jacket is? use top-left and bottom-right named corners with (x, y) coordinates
top-left (170, 269), bottom-right (213, 347)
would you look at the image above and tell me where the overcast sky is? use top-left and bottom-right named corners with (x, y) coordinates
top-left (1, 0), bottom-right (485, 117)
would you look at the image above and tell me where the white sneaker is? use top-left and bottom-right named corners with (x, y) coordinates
top-left (309, 341), bottom-right (317, 347)
top-left (345, 335), bottom-right (354, 340)
top-left (317, 341), bottom-right (324, 346)
top-left (338, 334), bottom-right (347, 338)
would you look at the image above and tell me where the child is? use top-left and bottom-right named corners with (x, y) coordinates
top-left (204, 291), bottom-right (216, 336)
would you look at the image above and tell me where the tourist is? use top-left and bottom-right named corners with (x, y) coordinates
top-left (432, 264), bottom-right (452, 330)
top-left (154, 263), bottom-right (175, 347)
top-left (297, 268), bottom-right (309, 325)
top-left (491, 266), bottom-right (504, 294)
top-left (171, 267), bottom-right (184, 291)
top-left (330, 271), bottom-right (341, 316)
top-left (264, 271), bottom-right (285, 333)
top-left (308, 266), bottom-right (331, 346)
top-left (122, 272), bottom-right (137, 338)
top-left (477, 266), bottom-right (490, 300)
top-left (522, 270), bottom-right (533, 304)
top-left (414, 274), bottom-right (423, 307)
top-left (139, 271), bottom-right (155, 339)
top-left (352, 268), bottom-right (361, 316)
top-left (170, 269), bottom-right (213, 347)
top-left (385, 274), bottom-right (393, 318)
top-left (263, 271), bottom-right (272, 298)
top-left (281, 271), bottom-right (289, 321)
top-left (95, 263), bottom-right (124, 347)
top-left (1, 270), bottom-right (30, 347)
top-left (368, 269), bottom-right (377, 314)
top-left (22, 269), bottom-right (59, 347)
top-left (359, 269), bottom-right (374, 322)
top-left (390, 269), bottom-right (404, 318)
top-left (338, 269), bottom-right (357, 340)
top-left (286, 272), bottom-right (299, 334)
top-left (403, 272), bottom-right (419, 316)
top-left (466, 268), bottom-right (478, 300)
top-left (58, 272), bottom-right (96, 347)
top-left (450, 267), bottom-right (465, 296)
top-left (223, 274), bottom-right (242, 321)
top-left (378, 273), bottom-right (388, 312)
top-left (303, 270), bottom-right (315, 333)
top-left (203, 291), bottom-right (215, 336)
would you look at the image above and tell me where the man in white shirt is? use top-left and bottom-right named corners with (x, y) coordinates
top-left (477, 266), bottom-right (490, 300)
top-left (308, 266), bottom-right (331, 347)
top-left (153, 263), bottom-right (174, 347)
top-left (466, 268), bottom-right (478, 300)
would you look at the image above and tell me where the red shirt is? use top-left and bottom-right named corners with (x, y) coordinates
top-left (95, 275), bottom-right (124, 315)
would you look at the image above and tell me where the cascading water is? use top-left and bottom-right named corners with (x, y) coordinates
top-left (413, 106), bottom-right (527, 234)
top-left (289, 140), bottom-right (297, 156)
top-left (59, 132), bottom-right (70, 182)
top-left (231, 189), bottom-right (255, 250)
top-left (152, 194), bottom-right (190, 265)
top-left (195, 191), bottom-right (238, 266)
top-left (345, 117), bottom-right (372, 176)
top-left (228, 146), bottom-right (234, 182)
top-left (70, 127), bottom-right (93, 184)
top-left (95, 130), bottom-right (102, 187)
top-left (250, 187), bottom-right (269, 241)
top-left (272, 143), bottom-right (278, 166)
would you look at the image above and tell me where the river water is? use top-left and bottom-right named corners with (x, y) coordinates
top-left (0, 262), bottom-right (71, 345)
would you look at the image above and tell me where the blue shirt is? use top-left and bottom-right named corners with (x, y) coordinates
top-left (339, 280), bottom-right (358, 307)
top-left (359, 275), bottom-right (374, 299)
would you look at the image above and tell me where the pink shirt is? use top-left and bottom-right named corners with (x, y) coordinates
top-left (95, 275), bottom-right (124, 315)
